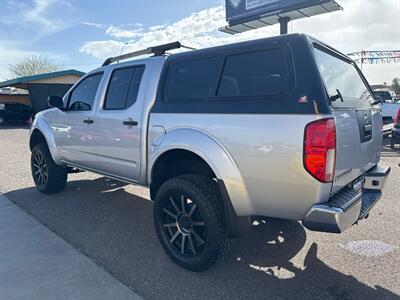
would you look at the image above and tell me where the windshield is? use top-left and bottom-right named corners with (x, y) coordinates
top-left (313, 47), bottom-right (373, 108)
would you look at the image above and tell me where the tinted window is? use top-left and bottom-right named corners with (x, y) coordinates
top-left (69, 73), bottom-right (102, 111)
top-left (218, 49), bottom-right (290, 97)
top-left (104, 66), bottom-right (145, 110)
top-left (126, 66), bottom-right (145, 108)
top-left (166, 57), bottom-right (224, 100)
top-left (314, 48), bottom-right (373, 107)
top-left (105, 68), bottom-right (134, 110)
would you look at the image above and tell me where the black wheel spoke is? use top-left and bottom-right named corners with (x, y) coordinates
top-left (188, 204), bottom-right (196, 217)
top-left (38, 174), bottom-right (43, 185)
top-left (192, 221), bottom-right (205, 226)
top-left (163, 222), bottom-right (178, 228)
top-left (163, 208), bottom-right (177, 219)
top-left (170, 230), bottom-right (180, 243)
top-left (181, 234), bottom-right (186, 254)
top-left (169, 197), bottom-right (180, 214)
top-left (188, 234), bottom-right (197, 255)
top-left (192, 229), bottom-right (205, 245)
top-left (180, 195), bottom-right (186, 214)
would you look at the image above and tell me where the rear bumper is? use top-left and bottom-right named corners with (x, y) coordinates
top-left (302, 164), bottom-right (391, 233)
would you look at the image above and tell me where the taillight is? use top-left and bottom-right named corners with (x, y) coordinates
top-left (395, 108), bottom-right (400, 127)
top-left (304, 118), bottom-right (336, 183)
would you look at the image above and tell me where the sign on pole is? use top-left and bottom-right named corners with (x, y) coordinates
top-left (220, 0), bottom-right (342, 34)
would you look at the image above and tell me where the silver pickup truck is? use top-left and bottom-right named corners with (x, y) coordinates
top-left (29, 34), bottom-right (390, 271)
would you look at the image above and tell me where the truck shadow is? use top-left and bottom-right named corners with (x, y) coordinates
top-left (5, 177), bottom-right (398, 300)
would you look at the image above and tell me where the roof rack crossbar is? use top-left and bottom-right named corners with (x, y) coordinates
top-left (102, 41), bottom-right (182, 66)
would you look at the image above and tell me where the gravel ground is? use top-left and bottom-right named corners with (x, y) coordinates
top-left (0, 126), bottom-right (399, 300)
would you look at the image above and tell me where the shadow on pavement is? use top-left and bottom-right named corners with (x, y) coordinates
top-left (5, 177), bottom-right (399, 300)
top-left (0, 125), bottom-right (30, 130)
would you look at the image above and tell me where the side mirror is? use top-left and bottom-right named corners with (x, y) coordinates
top-left (48, 96), bottom-right (64, 109)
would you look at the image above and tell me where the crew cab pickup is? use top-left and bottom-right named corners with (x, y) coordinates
top-left (29, 34), bottom-right (390, 271)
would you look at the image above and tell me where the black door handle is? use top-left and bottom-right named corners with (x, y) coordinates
top-left (123, 120), bottom-right (138, 126)
top-left (83, 119), bottom-right (94, 124)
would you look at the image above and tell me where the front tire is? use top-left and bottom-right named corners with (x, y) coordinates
top-left (153, 174), bottom-right (229, 271)
top-left (31, 143), bottom-right (67, 194)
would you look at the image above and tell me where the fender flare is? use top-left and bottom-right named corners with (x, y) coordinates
top-left (149, 128), bottom-right (253, 223)
top-left (30, 119), bottom-right (61, 163)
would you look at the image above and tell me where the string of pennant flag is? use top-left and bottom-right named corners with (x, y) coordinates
top-left (347, 50), bottom-right (400, 65)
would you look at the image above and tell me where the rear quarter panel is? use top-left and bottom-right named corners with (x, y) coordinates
top-left (149, 114), bottom-right (333, 220)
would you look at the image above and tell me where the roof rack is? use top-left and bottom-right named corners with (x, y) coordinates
top-left (102, 41), bottom-right (182, 67)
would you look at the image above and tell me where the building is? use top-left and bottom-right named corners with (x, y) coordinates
top-left (0, 69), bottom-right (85, 113)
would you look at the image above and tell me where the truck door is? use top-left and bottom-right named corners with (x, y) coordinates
top-left (92, 63), bottom-right (147, 182)
top-left (53, 73), bottom-right (104, 169)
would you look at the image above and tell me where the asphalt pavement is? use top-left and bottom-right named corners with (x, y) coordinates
top-left (0, 126), bottom-right (399, 299)
top-left (0, 194), bottom-right (140, 300)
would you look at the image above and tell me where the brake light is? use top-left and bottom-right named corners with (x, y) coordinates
top-left (395, 108), bottom-right (400, 127)
top-left (304, 118), bottom-right (336, 182)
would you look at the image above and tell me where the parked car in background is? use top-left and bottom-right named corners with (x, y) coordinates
top-left (0, 102), bottom-right (33, 125)
top-left (373, 91), bottom-right (400, 134)
top-left (373, 90), bottom-right (395, 103)
top-left (391, 108), bottom-right (400, 149)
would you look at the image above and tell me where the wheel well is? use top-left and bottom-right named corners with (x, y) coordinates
top-left (150, 149), bottom-right (216, 200)
top-left (30, 129), bottom-right (47, 151)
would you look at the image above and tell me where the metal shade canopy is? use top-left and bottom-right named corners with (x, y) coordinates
top-left (220, 0), bottom-right (343, 34)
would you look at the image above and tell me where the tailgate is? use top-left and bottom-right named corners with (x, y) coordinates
top-left (332, 108), bottom-right (382, 194)
top-left (312, 44), bottom-right (382, 194)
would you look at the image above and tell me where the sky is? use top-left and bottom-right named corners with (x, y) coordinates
top-left (0, 0), bottom-right (399, 85)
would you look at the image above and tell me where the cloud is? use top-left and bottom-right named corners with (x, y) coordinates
top-left (105, 26), bottom-right (144, 39)
top-left (79, 0), bottom-right (400, 83)
top-left (81, 21), bottom-right (104, 28)
top-left (1, 0), bottom-right (75, 38)
top-left (80, 40), bottom-right (126, 59)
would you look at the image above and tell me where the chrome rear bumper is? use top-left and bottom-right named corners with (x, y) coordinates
top-left (302, 164), bottom-right (391, 233)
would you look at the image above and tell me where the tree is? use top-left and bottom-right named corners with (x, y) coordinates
top-left (8, 55), bottom-right (64, 78)
top-left (392, 77), bottom-right (400, 96)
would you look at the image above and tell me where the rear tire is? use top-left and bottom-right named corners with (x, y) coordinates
top-left (31, 143), bottom-right (67, 194)
top-left (153, 174), bottom-right (230, 271)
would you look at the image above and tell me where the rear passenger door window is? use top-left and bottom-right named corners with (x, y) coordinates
top-left (104, 66), bottom-right (145, 110)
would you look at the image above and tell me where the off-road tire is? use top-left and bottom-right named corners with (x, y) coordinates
top-left (153, 174), bottom-right (231, 271)
top-left (31, 143), bottom-right (67, 194)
